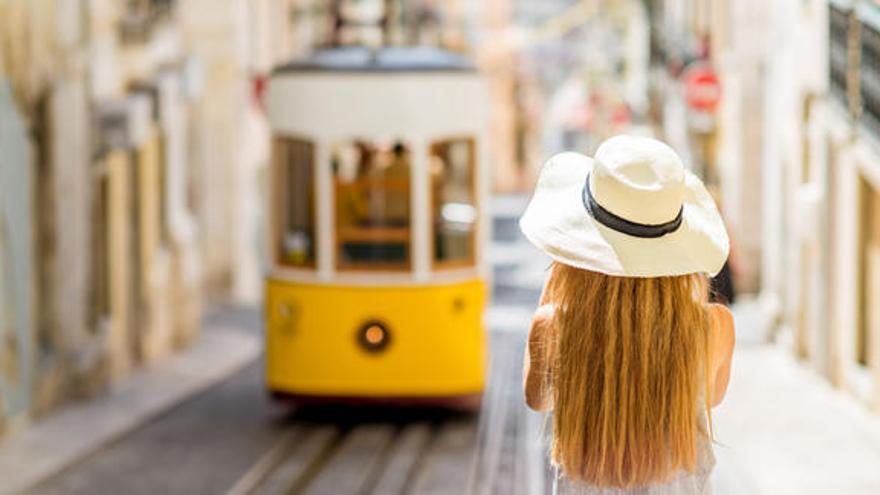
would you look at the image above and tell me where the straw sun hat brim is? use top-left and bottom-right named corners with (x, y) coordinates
top-left (519, 152), bottom-right (730, 278)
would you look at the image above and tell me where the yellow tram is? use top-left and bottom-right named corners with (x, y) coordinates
top-left (264, 47), bottom-right (490, 407)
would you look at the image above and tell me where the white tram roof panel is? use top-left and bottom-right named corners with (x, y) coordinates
top-left (268, 47), bottom-right (488, 140)
top-left (272, 46), bottom-right (475, 74)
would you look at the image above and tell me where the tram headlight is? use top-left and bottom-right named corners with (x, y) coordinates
top-left (275, 300), bottom-right (297, 335)
top-left (277, 302), bottom-right (294, 319)
top-left (357, 321), bottom-right (391, 353)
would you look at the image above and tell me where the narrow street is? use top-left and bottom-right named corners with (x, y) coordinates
top-left (25, 203), bottom-right (548, 495)
top-left (19, 201), bottom-right (767, 495)
top-left (27, 333), bottom-right (538, 495)
top-left (12, 196), bottom-right (781, 495)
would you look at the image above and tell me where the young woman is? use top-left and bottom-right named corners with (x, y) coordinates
top-left (519, 135), bottom-right (735, 494)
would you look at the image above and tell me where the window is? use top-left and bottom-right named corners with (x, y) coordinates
top-left (276, 137), bottom-right (316, 268)
top-left (430, 138), bottom-right (476, 268)
top-left (333, 139), bottom-right (411, 271)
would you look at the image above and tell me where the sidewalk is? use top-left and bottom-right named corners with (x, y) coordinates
top-left (0, 316), bottom-right (261, 495)
top-left (712, 301), bottom-right (880, 495)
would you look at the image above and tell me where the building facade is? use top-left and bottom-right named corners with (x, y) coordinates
top-left (647, 0), bottom-right (767, 295)
top-left (0, 0), bottom-right (304, 435)
top-left (652, 0), bottom-right (880, 412)
top-left (805, 0), bottom-right (880, 409)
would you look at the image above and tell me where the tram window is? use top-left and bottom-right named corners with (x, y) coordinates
top-left (276, 137), bottom-right (316, 268)
top-left (431, 138), bottom-right (476, 268)
top-left (333, 140), bottom-right (411, 271)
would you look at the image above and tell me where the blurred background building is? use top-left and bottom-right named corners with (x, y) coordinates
top-left (647, 0), bottom-right (880, 415)
top-left (0, 0), bottom-right (299, 434)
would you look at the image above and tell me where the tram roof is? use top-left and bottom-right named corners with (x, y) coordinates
top-left (272, 46), bottom-right (475, 74)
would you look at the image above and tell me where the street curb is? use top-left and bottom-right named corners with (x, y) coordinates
top-left (0, 324), bottom-right (261, 495)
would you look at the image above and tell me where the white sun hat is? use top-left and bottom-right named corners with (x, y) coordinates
top-left (519, 135), bottom-right (729, 277)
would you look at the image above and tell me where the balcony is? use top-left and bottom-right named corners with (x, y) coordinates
top-left (860, 3), bottom-right (880, 135)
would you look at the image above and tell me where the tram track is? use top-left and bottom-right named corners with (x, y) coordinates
top-left (219, 331), bottom-right (544, 495)
top-left (226, 412), bottom-right (479, 495)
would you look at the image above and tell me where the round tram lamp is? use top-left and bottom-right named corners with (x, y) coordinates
top-left (365, 325), bottom-right (384, 345)
top-left (682, 63), bottom-right (722, 113)
top-left (357, 321), bottom-right (391, 353)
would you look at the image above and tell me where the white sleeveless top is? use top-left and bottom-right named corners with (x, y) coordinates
top-left (552, 430), bottom-right (715, 495)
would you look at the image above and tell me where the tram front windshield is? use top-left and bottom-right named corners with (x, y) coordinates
top-left (333, 140), bottom-right (412, 271)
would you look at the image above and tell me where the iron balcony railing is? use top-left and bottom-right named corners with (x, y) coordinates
top-left (859, 2), bottom-right (880, 134)
top-left (830, 1), bottom-right (851, 106)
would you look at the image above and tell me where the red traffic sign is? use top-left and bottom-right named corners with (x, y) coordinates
top-left (682, 63), bottom-right (722, 112)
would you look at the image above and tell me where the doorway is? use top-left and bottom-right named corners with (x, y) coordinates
top-left (856, 174), bottom-right (880, 408)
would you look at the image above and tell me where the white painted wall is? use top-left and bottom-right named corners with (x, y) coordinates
top-left (180, 0), bottom-right (269, 303)
top-left (713, 0), bottom-right (769, 293)
top-left (757, 0), bottom-right (842, 376)
top-left (758, 0), bottom-right (818, 301)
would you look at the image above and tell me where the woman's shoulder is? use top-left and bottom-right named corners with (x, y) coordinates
top-left (708, 303), bottom-right (734, 335)
top-left (707, 303), bottom-right (735, 360)
top-left (528, 304), bottom-right (555, 342)
top-left (533, 304), bottom-right (555, 322)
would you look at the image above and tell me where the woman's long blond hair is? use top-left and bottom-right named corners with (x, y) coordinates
top-left (542, 262), bottom-right (713, 488)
